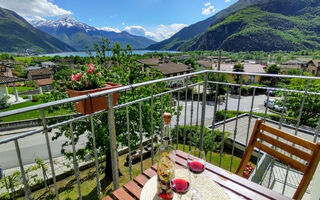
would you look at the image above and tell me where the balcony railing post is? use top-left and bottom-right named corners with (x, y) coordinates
top-left (183, 82), bottom-right (188, 151)
top-left (150, 84), bottom-right (155, 164)
top-left (210, 75), bottom-right (220, 162)
top-left (175, 90), bottom-right (181, 149)
top-left (108, 93), bottom-right (120, 190)
top-left (139, 102), bottom-right (144, 173)
top-left (69, 122), bottom-right (82, 200)
top-left (41, 109), bottom-right (59, 200)
top-left (90, 112), bottom-right (101, 199)
top-left (199, 72), bottom-right (208, 152)
top-left (126, 106), bottom-right (133, 180)
top-left (230, 75), bottom-right (243, 171)
top-left (14, 139), bottom-right (32, 200)
top-left (219, 85), bottom-right (229, 167)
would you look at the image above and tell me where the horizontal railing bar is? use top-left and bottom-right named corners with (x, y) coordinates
top-left (0, 71), bottom-right (203, 118)
top-left (0, 127), bottom-right (44, 145)
top-left (208, 81), bottom-right (320, 96)
top-left (1, 70), bottom-right (319, 118)
top-left (114, 82), bottom-right (203, 109)
top-left (0, 82), bottom-right (202, 145)
top-left (207, 70), bottom-right (320, 80)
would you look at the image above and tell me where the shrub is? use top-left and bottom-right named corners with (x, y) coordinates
top-left (0, 96), bottom-right (10, 109)
top-left (172, 125), bottom-right (230, 155)
top-left (31, 95), bottom-right (41, 102)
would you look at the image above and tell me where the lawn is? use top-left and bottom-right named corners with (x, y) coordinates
top-left (7, 86), bottom-right (36, 94)
top-left (0, 101), bottom-right (73, 122)
top-left (13, 144), bottom-right (241, 200)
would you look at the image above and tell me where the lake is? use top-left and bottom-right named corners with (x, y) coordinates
top-left (39, 50), bottom-right (180, 57)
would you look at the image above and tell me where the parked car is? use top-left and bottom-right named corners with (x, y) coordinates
top-left (264, 99), bottom-right (286, 112)
top-left (264, 99), bottom-right (276, 109)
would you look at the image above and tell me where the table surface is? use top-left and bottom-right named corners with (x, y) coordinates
top-left (103, 150), bottom-right (293, 200)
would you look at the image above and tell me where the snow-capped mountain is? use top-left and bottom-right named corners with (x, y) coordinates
top-left (32, 15), bottom-right (155, 50)
top-left (34, 16), bottom-right (96, 32)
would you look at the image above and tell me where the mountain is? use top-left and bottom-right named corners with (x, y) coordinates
top-left (146, 0), bottom-right (262, 50)
top-left (34, 16), bottom-right (156, 50)
top-left (180, 0), bottom-right (320, 52)
top-left (0, 7), bottom-right (75, 54)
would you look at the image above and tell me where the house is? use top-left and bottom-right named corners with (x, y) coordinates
top-left (27, 68), bottom-right (52, 80)
top-left (0, 63), bottom-right (13, 77)
top-left (197, 60), bottom-right (215, 69)
top-left (27, 68), bottom-right (54, 92)
top-left (40, 61), bottom-right (57, 68)
top-left (34, 78), bottom-right (54, 92)
top-left (306, 60), bottom-right (320, 76)
top-left (214, 63), bottom-right (266, 83)
top-left (280, 60), bottom-right (304, 73)
top-left (138, 58), bottom-right (193, 77)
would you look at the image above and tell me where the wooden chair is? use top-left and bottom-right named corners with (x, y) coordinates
top-left (236, 119), bottom-right (320, 200)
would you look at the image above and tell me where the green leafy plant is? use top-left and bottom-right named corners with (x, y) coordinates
top-left (0, 96), bottom-right (10, 109)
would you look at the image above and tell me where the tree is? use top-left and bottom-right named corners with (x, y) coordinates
top-left (233, 63), bottom-right (244, 84)
top-left (281, 78), bottom-right (320, 127)
top-left (51, 39), bottom-right (172, 184)
top-left (265, 64), bottom-right (280, 74)
top-left (184, 58), bottom-right (198, 70)
top-left (265, 64), bottom-right (281, 86)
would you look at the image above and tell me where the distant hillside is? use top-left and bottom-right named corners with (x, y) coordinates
top-left (34, 16), bottom-right (156, 50)
top-left (0, 7), bottom-right (75, 54)
top-left (179, 0), bottom-right (320, 52)
top-left (146, 0), bottom-right (261, 50)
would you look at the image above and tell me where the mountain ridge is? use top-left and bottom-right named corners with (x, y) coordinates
top-left (146, 0), bottom-right (262, 51)
top-left (34, 16), bottom-right (156, 50)
top-left (179, 0), bottom-right (320, 52)
top-left (0, 7), bottom-right (75, 54)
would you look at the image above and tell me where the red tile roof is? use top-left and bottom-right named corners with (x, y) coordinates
top-left (34, 78), bottom-right (53, 86)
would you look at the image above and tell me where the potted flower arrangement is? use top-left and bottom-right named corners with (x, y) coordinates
top-left (243, 163), bottom-right (255, 179)
top-left (67, 62), bottom-right (121, 115)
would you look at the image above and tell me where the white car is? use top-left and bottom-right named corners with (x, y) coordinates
top-left (264, 99), bottom-right (286, 112)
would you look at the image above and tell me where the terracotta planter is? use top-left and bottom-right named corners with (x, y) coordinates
top-left (67, 82), bottom-right (121, 115)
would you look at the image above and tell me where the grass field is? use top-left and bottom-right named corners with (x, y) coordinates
top-left (0, 101), bottom-right (72, 122)
top-left (7, 86), bottom-right (36, 94)
top-left (12, 144), bottom-right (241, 200)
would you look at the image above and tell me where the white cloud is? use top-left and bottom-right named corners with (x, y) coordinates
top-left (202, 2), bottom-right (216, 16)
top-left (97, 26), bottom-right (121, 33)
top-left (124, 24), bottom-right (188, 42)
top-left (225, 0), bottom-right (231, 2)
top-left (0, 0), bottom-right (71, 19)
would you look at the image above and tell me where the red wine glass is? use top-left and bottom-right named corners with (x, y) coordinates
top-left (188, 150), bottom-right (206, 199)
top-left (170, 178), bottom-right (190, 200)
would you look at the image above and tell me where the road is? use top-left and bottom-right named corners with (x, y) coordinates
top-left (0, 94), bottom-right (270, 170)
top-left (171, 94), bottom-right (269, 127)
top-left (0, 128), bottom-right (88, 169)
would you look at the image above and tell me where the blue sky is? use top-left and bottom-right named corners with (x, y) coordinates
top-left (0, 0), bottom-right (236, 41)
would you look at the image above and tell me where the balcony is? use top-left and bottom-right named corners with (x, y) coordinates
top-left (0, 70), bottom-right (319, 200)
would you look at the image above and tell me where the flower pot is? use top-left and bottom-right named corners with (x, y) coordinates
top-left (67, 82), bottom-right (121, 115)
top-left (243, 172), bottom-right (250, 179)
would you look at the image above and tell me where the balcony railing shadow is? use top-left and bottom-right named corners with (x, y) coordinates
top-left (0, 70), bottom-right (319, 200)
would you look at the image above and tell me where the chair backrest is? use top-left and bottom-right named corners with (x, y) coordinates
top-left (236, 119), bottom-right (320, 200)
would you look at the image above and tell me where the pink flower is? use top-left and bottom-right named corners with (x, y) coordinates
top-left (85, 81), bottom-right (89, 87)
top-left (97, 72), bottom-right (102, 77)
top-left (71, 73), bottom-right (83, 81)
top-left (87, 63), bottom-right (96, 74)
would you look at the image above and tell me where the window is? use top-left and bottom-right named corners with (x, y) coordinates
top-left (312, 70), bottom-right (316, 74)
top-left (248, 75), bottom-right (255, 83)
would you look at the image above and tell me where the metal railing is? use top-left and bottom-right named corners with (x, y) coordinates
top-left (0, 70), bottom-right (320, 200)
